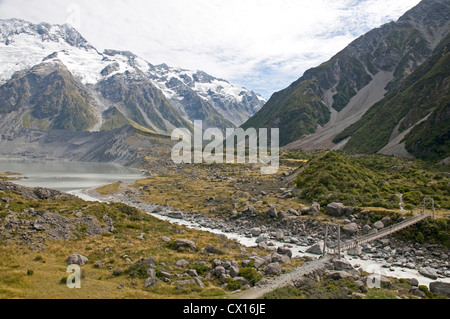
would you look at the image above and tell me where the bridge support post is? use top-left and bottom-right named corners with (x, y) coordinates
top-left (323, 223), bottom-right (328, 257)
top-left (337, 224), bottom-right (341, 260)
top-left (423, 198), bottom-right (435, 219)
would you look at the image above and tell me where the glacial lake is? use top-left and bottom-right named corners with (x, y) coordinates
top-left (0, 158), bottom-right (145, 199)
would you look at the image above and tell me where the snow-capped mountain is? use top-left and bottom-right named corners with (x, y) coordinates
top-left (0, 18), bottom-right (265, 136)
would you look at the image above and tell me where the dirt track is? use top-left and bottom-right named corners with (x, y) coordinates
top-left (236, 256), bottom-right (332, 299)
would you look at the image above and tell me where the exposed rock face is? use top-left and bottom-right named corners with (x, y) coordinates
top-left (66, 253), bottom-right (89, 266)
top-left (429, 282), bottom-right (450, 297)
top-left (0, 184), bottom-right (111, 244)
top-left (243, 0), bottom-right (450, 163)
top-left (0, 180), bottom-right (73, 200)
top-left (174, 239), bottom-right (197, 252)
top-left (326, 203), bottom-right (347, 217)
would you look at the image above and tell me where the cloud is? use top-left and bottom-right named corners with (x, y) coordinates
top-left (0, 0), bottom-right (421, 98)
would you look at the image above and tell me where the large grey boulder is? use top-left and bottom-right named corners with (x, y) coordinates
top-left (267, 207), bottom-right (278, 219)
top-left (419, 267), bottom-right (438, 280)
top-left (277, 246), bottom-right (293, 258)
top-left (250, 227), bottom-right (262, 237)
top-left (66, 253), bottom-right (89, 266)
top-left (269, 252), bottom-right (291, 265)
top-left (205, 245), bottom-right (224, 255)
top-left (306, 244), bottom-right (322, 255)
top-left (333, 259), bottom-right (353, 271)
top-left (429, 282), bottom-right (450, 297)
top-left (326, 203), bottom-right (346, 217)
top-left (174, 239), bottom-right (197, 252)
top-left (144, 268), bottom-right (158, 288)
top-left (264, 262), bottom-right (282, 276)
top-left (373, 221), bottom-right (384, 230)
top-left (342, 223), bottom-right (359, 235)
top-left (362, 224), bottom-right (371, 234)
top-left (310, 202), bottom-right (321, 216)
top-left (249, 256), bottom-right (268, 269)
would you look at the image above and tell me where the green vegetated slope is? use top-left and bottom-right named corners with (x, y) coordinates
top-left (334, 33), bottom-right (450, 162)
top-left (242, 80), bottom-right (331, 146)
top-left (295, 152), bottom-right (450, 209)
top-left (0, 62), bottom-right (97, 131)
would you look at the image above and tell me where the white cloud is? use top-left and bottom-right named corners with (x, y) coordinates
top-left (0, 0), bottom-right (421, 98)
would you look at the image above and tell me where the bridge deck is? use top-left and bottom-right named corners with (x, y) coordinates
top-left (327, 213), bottom-right (431, 255)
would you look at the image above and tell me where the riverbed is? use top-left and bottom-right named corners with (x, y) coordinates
top-left (1, 157), bottom-right (448, 288)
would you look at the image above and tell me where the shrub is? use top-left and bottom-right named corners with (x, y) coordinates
top-left (419, 285), bottom-right (434, 299)
top-left (226, 279), bottom-right (242, 291)
top-left (415, 232), bottom-right (425, 244)
top-left (239, 268), bottom-right (263, 286)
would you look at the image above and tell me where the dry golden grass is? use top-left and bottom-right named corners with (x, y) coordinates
top-left (96, 182), bottom-right (122, 195)
top-left (0, 192), bottom-right (270, 299)
top-left (127, 163), bottom-right (307, 219)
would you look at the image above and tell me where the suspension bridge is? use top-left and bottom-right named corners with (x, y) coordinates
top-left (325, 198), bottom-right (435, 258)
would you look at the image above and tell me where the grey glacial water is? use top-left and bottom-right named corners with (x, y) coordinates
top-left (0, 158), bottom-right (144, 194)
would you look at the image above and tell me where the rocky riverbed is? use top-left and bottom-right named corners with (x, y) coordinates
top-left (85, 187), bottom-right (450, 288)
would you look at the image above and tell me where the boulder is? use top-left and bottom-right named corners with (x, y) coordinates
top-left (347, 247), bottom-right (362, 256)
top-left (277, 246), bottom-right (293, 258)
top-left (404, 278), bottom-right (419, 287)
top-left (192, 277), bottom-right (205, 288)
top-left (175, 259), bottom-right (190, 268)
top-left (264, 262), bottom-right (282, 275)
top-left (419, 267), bottom-right (438, 280)
top-left (205, 245), bottom-right (223, 255)
top-left (326, 270), bottom-right (354, 280)
top-left (233, 276), bottom-right (250, 286)
top-left (362, 225), bottom-right (371, 234)
top-left (342, 223), bottom-right (359, 235)
top-left (310, 202), bottom-right (321, 216)
top-left (373, 221), bottom-right (384, 230)
top-left (269, 252), bottom-right (291, 265)
top-left (250, 227), bottom-right (262, 237)
top-left (250, 256), bottom-right (268, 269)
top-left (333, 259), bottom-right (353, 271)
top-left (242, 206), bottom-right (255, 216)
top-left (267, 207), bottom-right (278, 219)
top-left (66, 253), bottom-right (89, 266)
top-left (213, 266), bottom-right (226, 277)
top-left (326, 203), bottom-right (346, 217)
top-left (167, 212), bottom-right (183, 219)
top-left (429, 281), bottom-right (450, 297)
top-left (174, 239), bottom-right (197, 252)
top-left (144, 269), bottom-right (158, 288)
top-left (306, 244), bottom-right (322, 255)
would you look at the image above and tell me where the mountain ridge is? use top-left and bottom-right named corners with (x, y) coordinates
top-left (0, 18), bottom-right (265, 139)
top-left (242, 0), bottom-right (450, 162)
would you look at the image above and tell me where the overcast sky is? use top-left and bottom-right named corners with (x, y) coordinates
top-left (0, 0), bottom-right (421, 98)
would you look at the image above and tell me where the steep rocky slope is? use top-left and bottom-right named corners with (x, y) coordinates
top-left (242, 0), bottom-right (449, 162)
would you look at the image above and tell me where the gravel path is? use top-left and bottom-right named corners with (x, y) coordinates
top-left (236, 256), bottom-right (333, 299)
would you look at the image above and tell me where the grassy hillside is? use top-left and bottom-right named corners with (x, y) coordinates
top-left (0, 187), bottom-right (267, 299)
top-left (295, 152), bottom-right (450, 210)
top-left (242, 80), bottom-right (330, 146)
